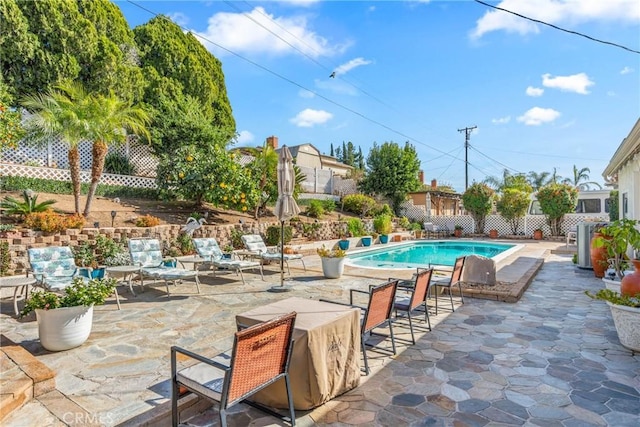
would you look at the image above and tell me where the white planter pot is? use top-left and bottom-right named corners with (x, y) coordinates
top-left (321, 257), bottom-right (345, 279)
top-left (606, 302), bottom-right (640, 352)
top-left (602, 277), bottom-right (621, 292)
top-left (36, 305), bottom-right (94, 352)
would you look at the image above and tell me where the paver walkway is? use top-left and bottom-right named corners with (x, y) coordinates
top-left (2, 242), bottom-right (639, 426)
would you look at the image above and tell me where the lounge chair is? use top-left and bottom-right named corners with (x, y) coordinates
top-left (392, 268), bottom-right (433, 344)
top-left (28, 246), bottom-right (124, 309)
top-left (240, 234), bottom-right (306, 274)
top-left (128, 239), bottom-right (200, 296)
top-left (423, 222), bottom-right (446, 238)
top-left (171, 312), bottom-right (297, 427)
top-left (192, 238), bottom-right (264, 285)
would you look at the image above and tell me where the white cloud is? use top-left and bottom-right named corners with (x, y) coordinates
top-left (526, 86), bottom-right (544, 97)
top-left (620, 66), bottom-right (634, 74)
top-left (290, 108), bottom-right (333, 127)
top-left (492, 116), bottom-right (511, 124)
top-left (333, 57), bottom-right (373, 77)
top-left (542, 73), bottom-right (594, 94)
top-left (236, 130), bottom-right (254, 144)
top-left (298, 89), bottom-right (315, 98)
top-left (195, 7), bottom-right (346, 57)
top-left (471, 0), bottom-right (640, 39)
top-left (167, 12), bottom-right (189, 27)
top-left (517, 107), bottom-right (561, 125)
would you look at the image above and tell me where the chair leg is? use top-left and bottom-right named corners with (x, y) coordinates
top-left (458, 282), bottom-right (464, 305)
top-left (165, 280), bottom-right (171, 296)
top-left (113, 287), bottom-right (121, 310)
top-left (300, 258), bottom-right (306, 272)
top-left (448, 286), bottom-right (455, 312)
top-left (434, 285), bottom-right (439, 315)
top-left (285, 260), bottom-right (291, 275)
top-left (258, 264), bottom-right (264, 280)
top-left (238, 268), bottom-right (246, 285)
top-left (361, 334), bottom-right (370, 375)
top-left (388, 321), bottom-right (397, 355)
top-left (171, 351), bottom-right (179, 427)
top-left (407, 310), bottom-right (415, 345)
top-left (194, 275), bottom-right (201, 293)
top-left (219, 409), bottom-right (227, 427)
top-left (424, 302), bottom-right (432, 330)
top-left (284, 374), bottom-right (296, 426)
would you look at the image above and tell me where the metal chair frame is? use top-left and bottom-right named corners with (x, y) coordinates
top-left (392, 268), bottom-right (433, 344)
top-left (431, 256), bottom-right (466, 315)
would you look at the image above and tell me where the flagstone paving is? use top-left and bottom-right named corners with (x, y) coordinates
top-left (2, 240), bottom-right (639, 426)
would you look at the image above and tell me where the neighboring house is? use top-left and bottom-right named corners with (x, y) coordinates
top-left (603, 118), bottom-right (640, 220)
top-left (408, 177), bottom-right (462, 216)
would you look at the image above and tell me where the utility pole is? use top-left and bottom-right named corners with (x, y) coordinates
top-left (458, 126), bottom-right (477, 190)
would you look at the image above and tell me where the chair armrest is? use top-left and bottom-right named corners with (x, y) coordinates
top-left (171, 346), bottom-right (230, 372)
top-left (349, 288), bottom-right (370, 305)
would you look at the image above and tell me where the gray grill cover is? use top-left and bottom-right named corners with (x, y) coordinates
top-left (461, 255), bottom-right (496, 286)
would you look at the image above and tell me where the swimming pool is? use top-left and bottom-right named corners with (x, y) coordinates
top-left (345, 240), bottom-right (520, 270)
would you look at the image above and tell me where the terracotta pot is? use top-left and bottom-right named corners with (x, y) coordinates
top-left (620, 259), bottom-right (640, 297)
top-left (489, 229), bottom-right (498, 239)
top-left (454, 229), bottom-right (462, 238)
top-left (590, 232), bottom-right (609, 279)
top-left (533, 229), bottom-right (543, 240)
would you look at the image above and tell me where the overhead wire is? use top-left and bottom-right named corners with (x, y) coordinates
top-left (473, 0), bottom-right (640, 55)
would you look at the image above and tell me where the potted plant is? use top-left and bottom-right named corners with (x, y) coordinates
top-left (338, 231), bottom-right (350, 250)
top-left (454, 224), bottom-right (463, 238)
top-left (585, 289), bottom-right (640, 352)
top-left (20, 277), bottom-right (116, 351)
top-left (222, 244), bottom-right (234, 259)
top-left (593, 219), bottom-right (640, 289)
top-left (590, 223), bottom-right (611, 278)
top-left (317, 245), bottom-right (347, 279)
top-left (373, 214), bottom-right (393, 244)
top-left (533, 228), bottom-right (543, 240)
top-left (73, 242), bottom-right (105, 279)
top-left (489, 229), bottom-right (498, 239)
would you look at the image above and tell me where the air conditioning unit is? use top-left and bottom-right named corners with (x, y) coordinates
top-left (576, 222), bottom-right (600, 269)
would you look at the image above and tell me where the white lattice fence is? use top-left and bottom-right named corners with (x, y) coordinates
top-left (1, 164), bottom-right (156, 189)
top-left (333, 177), bottom-right (358, 196)
top-left (2, 136), bottom-right (158, 177)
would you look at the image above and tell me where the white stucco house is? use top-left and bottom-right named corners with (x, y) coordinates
top-left (603, 118), bottom-right (640, 220)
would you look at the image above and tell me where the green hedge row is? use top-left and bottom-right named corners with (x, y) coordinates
top-left (1, 176), bottom-right (158, 200)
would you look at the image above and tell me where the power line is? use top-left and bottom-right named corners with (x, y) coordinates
top-left (473, 0), bottom-right (640, 55)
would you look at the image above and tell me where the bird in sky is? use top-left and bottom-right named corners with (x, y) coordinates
top-left (329, 72), bottom-right (336, 78)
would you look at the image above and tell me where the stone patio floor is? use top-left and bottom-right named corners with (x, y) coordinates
top-left (1, 240), bottom-right (639, 426)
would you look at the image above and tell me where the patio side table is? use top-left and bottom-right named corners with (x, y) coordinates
top-left (0, 275), bottom-right (36, 316)
top-left (106, 265), bottom-right (142, 299)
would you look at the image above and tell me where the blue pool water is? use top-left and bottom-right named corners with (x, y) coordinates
top-left (346, 241), bottom-right (516, 269)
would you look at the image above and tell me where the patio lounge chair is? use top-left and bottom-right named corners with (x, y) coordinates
top-left (321, 279), bottom-right (398, 375)
top-left (27, 246), bottom-right (124, 309)
top-left (430, 256), bottom-right (465, 315)
top-left (423, 222), bottom-right (446, 239)
top-left (128, 239), bottom-right (200, 296)
top-left (240, 234), bottom-right (306, 274)
top-left (192, 238), bottom-right (264, 285)
top-left (392, 268), bottom-right (433, 344)
top-left (171, 312), bottom-right (297, 427)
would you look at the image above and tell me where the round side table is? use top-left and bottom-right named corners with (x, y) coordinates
top-left (0, 276), bottom-right (37, 316)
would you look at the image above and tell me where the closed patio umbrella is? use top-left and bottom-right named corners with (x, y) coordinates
top-left (271, 145), bottom-right (300, 291)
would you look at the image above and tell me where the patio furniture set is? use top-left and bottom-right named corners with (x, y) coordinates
top-left (170, 256), bottom-right (468, 426)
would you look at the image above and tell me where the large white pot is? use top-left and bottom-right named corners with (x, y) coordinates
top-left (606, 302), bottom-right (640, 352)
top-left (36, 305), bottom-right (94, 352)
top-left (321, 257), bottom-right (345, 279)
top-left (602, 278), bottom-right (621, 292)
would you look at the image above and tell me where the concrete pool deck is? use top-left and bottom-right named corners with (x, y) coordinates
top-left (2, 239), bottom-right (638, 426)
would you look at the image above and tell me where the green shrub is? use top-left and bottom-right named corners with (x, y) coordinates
top-left (397, 216), bottom-right (411, 229)
top-left (347, 218), bottom-right (366, 237)
top-left (104, 152), bottom-right (136, 175)
top-left (342, 194), bottom-right (376, 216)
top-left (265, 225), bottom-right (292, 246)
top-left (302, 222), bottom-right (321, 240)
top-left (373, 214), bottom-right (393, 235)
top-left (322, 199), bottom-right (336, 213)
top-left (1, 190), bottom-right (56, 217)
top-left (307, 200), bottom-right (325, 219)
top-left (373, 204), bottom-right (394, 218)
top-left (230, 228), bottom-right (244, 249)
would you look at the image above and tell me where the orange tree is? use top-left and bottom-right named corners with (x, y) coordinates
top-left (536, 183), bottom-right (578, 236)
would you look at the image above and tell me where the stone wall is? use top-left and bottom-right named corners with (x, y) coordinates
top-left (1, 219), bottom-right (370, 275)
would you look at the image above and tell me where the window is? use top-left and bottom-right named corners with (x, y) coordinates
top-left (575, 198), bottom-right (601, 214)
top-left (604, 198), bottom-right (611, 213)
top-left (623, 193), bottom-right (628, 218)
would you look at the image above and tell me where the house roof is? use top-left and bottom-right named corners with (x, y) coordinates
top-left (603, 117), bottom-right (640, 183)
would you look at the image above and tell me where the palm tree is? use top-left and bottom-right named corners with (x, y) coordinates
top-left (82, 93), bottom-right (150, 216)
top-left (527, 171), bottom-right (551, 191)
top-left (22, 82), bottom-right (91, 214)
top-left (563, 165), bottom-right (602, 190)
top-left (483, 169), bottom-right (513, 191)
top-left (22, 81), bottom-right (150, 216)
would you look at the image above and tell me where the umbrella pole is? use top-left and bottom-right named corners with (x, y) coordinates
top-left (280, 220), bottom-right (284, 287)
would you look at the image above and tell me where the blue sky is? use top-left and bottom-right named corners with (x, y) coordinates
top-left (115, 0), bottom-right (640, 192)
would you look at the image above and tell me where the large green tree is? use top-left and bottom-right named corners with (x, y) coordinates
top-left (1, 0), bottom-right (142, 100)
top-left (359, 141), bottom-right (421, 214)
top-left (133, 16), bottom-right (235, 131)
